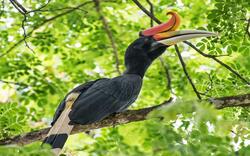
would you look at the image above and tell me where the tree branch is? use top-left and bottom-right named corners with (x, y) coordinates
top-left (10, 0), bottom-right (25, 15)
top-left (132, 0), bottom-right (161, 24)
top-left (146, 0), bottom-right (154, 26)
top-left (209, 93), bottom-right (250, 109)
top-left (184, 41), bottom-right (250, 85)
top-left (9, 0), bottom-right (36, 53)
top-left (10, 0), bottom-right (27, 13)
top-left (93, 0), bottom-right (121, 75)
top-left (21, 14), bottom-right (35, 53)
top-left (246, 19), bottom-right (250, 38)
top-left (159, 57), bottom-right (172, 91)
top-left (1, 93), bottom-right (250, 145)
top-left (175, 45), bottom-right (202, 99)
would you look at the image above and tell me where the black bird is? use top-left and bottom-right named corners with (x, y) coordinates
top-left (42, 11), bottom-right (216, 155)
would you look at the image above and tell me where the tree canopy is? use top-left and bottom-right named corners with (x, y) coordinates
top-left (0, 0), bottom-right (249, 155)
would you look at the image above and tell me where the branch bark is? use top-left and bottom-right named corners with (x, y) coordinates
top-left (1, 93), bottom-right (250, 146)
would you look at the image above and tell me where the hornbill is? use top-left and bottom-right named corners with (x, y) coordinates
top-left (42, 11), bottom-right (216, 155)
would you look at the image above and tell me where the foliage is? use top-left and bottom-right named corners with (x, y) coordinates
top-left (0, 142), bottom-right (53, 156)
top-left (0, 0), bottom-right (249, 155)
top-left (0, 103), bottom-right (28, 139)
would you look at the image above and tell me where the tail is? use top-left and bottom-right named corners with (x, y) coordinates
top-left (42, 92), bottom-right (80, 156)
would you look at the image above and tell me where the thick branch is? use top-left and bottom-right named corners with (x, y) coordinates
top-left (1, 94), bottom-right (250, 146)
top-left (210, 93), bottom-right (250, 109)
top-left (0, 98), bottom-right (172, 146)
top-left (93, 0), bottom-right (121, 75)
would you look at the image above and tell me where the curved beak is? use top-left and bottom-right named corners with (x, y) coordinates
top-left (155, 30), bottom-right (218, 45)
top-left (141, 11), bottom-right (218, 46)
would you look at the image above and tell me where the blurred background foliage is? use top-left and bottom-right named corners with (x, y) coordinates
top-left (0, 0), bottom-right (249, 155)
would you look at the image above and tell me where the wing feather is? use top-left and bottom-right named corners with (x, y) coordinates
top-left (51, 79), bottom-right (105, 125)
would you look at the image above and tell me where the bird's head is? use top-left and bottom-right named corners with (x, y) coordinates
top-left (124, 11), bottom-right (217, 77)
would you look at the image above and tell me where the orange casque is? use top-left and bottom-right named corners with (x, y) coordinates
top-left (141, 11), bottom-right (181, 40)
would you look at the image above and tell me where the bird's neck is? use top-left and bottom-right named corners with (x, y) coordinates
top-left (123, 59), bottom-right (152, 78)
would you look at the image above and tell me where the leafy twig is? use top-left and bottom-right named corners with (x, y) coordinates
top-left (9, 0), bottom-right (45, 53)
top-left (199, 73), bottom-right (213, 97)
top-left (184, 41), bottom-right (250, 85)
top-left (174, 45), bottom-right (202, 99)
top-left (246, 19), bottom-right (250, 38)
top-left (93, 0), bottom-right (121, 75)
top-left (21, 14), bottom-right (35, 53)
top-left (0, 1), bottom-right (92, 58)
top-left (159, 57), bottom-right (172, 91)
